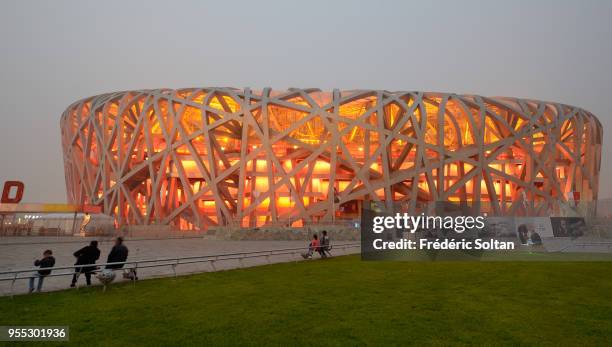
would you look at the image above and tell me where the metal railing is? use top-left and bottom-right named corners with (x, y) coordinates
top-left (0, 243), bottom-right (361, 297)
top-left (558, 241), bottom-right (612, 252)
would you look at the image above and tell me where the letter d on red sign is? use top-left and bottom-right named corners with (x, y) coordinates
top-left (1, 181), bottom-right (25, 203)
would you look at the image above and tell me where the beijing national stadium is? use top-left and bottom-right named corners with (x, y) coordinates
top-left (59, 88), bottom-right (602, 229)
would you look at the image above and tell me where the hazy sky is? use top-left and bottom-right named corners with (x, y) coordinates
top-left (0, 0), bottom-right (611, 202)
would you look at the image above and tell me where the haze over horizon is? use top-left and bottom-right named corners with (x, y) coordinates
top-left (0, 0), bottom-right (611, 203)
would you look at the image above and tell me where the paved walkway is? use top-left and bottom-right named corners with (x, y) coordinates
top-left (0, 237), bottom-right (359, 296)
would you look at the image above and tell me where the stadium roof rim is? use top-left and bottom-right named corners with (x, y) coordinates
top-left (63, 87), bottom-right (599, 122)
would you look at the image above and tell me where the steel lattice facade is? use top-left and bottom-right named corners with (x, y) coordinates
top-left (60, 88), bottom-right (602, 229)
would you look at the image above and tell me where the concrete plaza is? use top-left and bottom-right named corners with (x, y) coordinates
top-left (0, 236), bottom-right (360, 296)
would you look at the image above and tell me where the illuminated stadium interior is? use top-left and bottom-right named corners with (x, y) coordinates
top-left (60, 88), bottom-right (602, 229)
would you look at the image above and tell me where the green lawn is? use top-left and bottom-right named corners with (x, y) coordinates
top-left (1, 256), bottom-right (611, 346)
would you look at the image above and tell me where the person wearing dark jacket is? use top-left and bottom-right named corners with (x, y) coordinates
top-left (530, 230), bottom-right (543, 245)
top-left (105, 237), bottom-right (128, 269)
top-left (70, 240), bottom-right (100, 287)
top-left (29, 250), bottom-right (55, 293)
top-left (319, 230), bottom-right (331, 258)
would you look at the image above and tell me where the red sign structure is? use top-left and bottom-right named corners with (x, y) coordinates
top-left (1, 181), bottom-right (24, 204)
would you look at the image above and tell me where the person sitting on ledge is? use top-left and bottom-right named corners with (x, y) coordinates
top-left (29, 249), bottom-right (55, 293)
top-left (302, 234), bottom-right (320, 259)
top-left (105, 237), bottom-right (128, 269)
top-left (319, 230), bottom-right (331, 258)
top-left (530, 230), bottom-right (543, 246)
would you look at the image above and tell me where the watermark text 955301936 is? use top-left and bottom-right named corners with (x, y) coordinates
top-left (0, 326), bottom-right (69, 341)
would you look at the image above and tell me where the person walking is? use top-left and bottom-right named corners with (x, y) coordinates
top-left (28, 250), bottom-right (55, 293)
top-left (70, 240), bottom-right (100, 287)
top-left (105, 237), bottom-right (128, 269)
